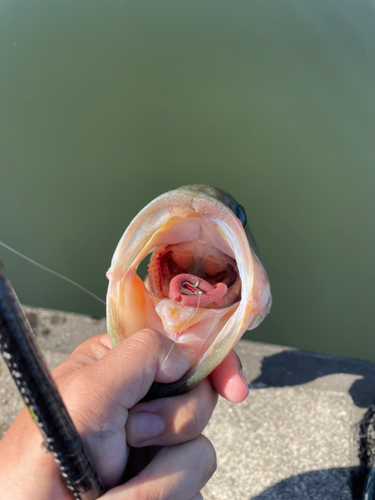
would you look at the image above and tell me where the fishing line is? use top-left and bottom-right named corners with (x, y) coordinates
top-left (160, 293), bottom-right (201, 371)
top-left (0, 241), bottom-right (106, 306)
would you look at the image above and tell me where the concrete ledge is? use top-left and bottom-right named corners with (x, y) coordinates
top-left (1, 306), bottom-right (375, 499)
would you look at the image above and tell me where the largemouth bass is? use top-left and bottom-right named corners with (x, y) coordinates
top-left (106, 184), bottom-right (271, 398)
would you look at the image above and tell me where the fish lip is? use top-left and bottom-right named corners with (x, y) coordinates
top-left (176, 185), bottom-right (220, 198)
top-left (174, 185), bottom-right (229, 209)
top-left (176, 185), bottom-right (246, 225)
top-left (109, 187), bottom-right (249, 279)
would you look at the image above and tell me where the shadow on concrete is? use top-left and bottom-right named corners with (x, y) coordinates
top-left (251, 466), bottom-right (366, 500)
top-left (249, 349), bottom-right (375, 408)
top-left (249, 350), bottom-right (375, 497)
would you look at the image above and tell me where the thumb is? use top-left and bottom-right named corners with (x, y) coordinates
top-left (79, 328), bottom-right (196, 411)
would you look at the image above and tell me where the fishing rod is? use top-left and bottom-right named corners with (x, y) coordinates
top-left (0, 260), bottom-right (104, 499)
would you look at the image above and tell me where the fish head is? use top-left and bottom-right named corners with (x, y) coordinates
top-left (106, 184), bottom-right (271, 394)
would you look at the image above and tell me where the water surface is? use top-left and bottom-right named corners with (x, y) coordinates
top-left (1, 0), bottom-right (375, 360)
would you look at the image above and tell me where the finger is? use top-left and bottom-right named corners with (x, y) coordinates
top-left (210, 350), bottom-right (249, 403)
top-left (59, 329), bottom-right (197, 411)
top-left (52, 333), bottom-right (112, 378)
top-left (126, 377), bottom-right (218, 447)
top-left (101, 435), bottom-right (216, 500)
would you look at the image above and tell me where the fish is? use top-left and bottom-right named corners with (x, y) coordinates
top-left (106, 184), bottom-right (272, 398)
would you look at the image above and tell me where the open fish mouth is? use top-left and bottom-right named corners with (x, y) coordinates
top-left (106, 184), bottom-right (271, 397)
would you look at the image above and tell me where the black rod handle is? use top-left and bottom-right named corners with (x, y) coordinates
top-left (0, 261), bottom-right (104, 500)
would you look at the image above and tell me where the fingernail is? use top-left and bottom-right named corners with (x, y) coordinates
top-left (133, 412), bottom-right (164, 441)
top-left (239, 366), bottom-right (247, 384)
top-left (224, 371), bottom-right (249, 403)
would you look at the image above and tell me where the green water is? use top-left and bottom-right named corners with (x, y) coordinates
top-left (1, 0), bottom-right (375, 361)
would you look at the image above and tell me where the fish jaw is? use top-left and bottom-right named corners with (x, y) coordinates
top-left (106, 187), bottom-right (271, 396)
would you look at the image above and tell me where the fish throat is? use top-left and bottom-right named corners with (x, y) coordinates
top-left (146, 241), bottom-right (241, 309)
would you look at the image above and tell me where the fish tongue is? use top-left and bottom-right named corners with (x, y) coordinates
top-left (168, 273), bottom-right (227, 308)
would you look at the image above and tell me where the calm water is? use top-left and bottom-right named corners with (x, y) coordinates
top-left (1, 0), bottom-right (375, 360)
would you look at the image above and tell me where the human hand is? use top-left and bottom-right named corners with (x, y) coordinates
top-left (0, 329), bottom-right (248, 499)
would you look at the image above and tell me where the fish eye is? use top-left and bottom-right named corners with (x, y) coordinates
top-left (235, 204), bottom-right (247, 226)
